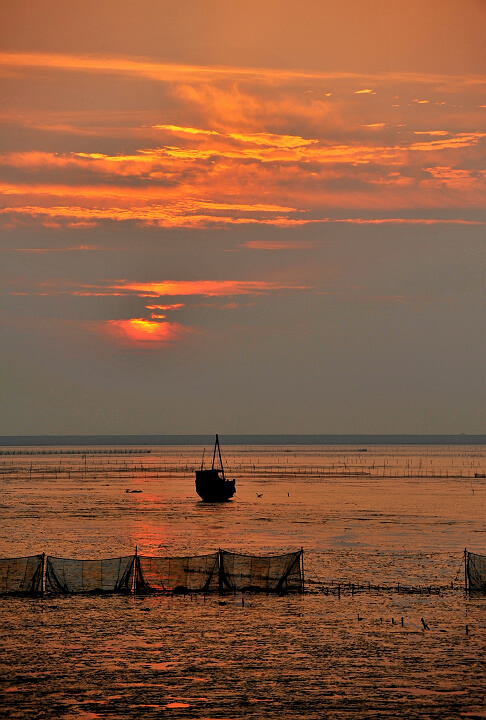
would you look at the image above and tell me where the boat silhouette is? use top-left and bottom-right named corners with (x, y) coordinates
top-left (195, 434), bottom-right (236, 502)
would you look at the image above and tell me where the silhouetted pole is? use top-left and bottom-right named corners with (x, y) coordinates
top-left (301, 547), bottom-right (305, 593)
top-left (133, 545), bottom-right (138, 595)
top-left (218, 548), bottom-right (224, 594)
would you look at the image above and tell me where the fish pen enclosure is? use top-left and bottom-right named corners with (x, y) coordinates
top-left (0, 549), bottom-right (304, 596)
top-left (465, 550), bottom-right (486, 591)
top-left (2, 549), bottom-right (485, 596)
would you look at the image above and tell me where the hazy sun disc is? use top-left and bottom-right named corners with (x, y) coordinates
top-left (103, 318), bottom-right (192, 346)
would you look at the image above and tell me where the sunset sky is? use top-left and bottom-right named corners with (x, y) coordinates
top-left (1, 0), bottom-right (485, 434)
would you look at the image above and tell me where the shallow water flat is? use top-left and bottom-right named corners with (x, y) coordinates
top-left (0, 444), bottom-right (485, 719)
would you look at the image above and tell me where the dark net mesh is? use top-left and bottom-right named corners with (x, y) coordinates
top-left (45, 555), bottom-right (134, 594)
top-left (0, 550), bottom-right (304, 595)
top-left (220, 550), bottom-right (303, 593)
top-left (467, 551), bottom-right (486, 591)
top-left (0, 554), bottom-right (43, 595)
top-left (137, 552), bottom-right (219, 593)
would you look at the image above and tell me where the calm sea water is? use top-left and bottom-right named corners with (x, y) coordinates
top-left (1, 445), bottom-right (485, 719)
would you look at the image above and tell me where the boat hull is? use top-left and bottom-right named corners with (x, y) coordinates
top-left (195, 469), bottom-right (236, 502)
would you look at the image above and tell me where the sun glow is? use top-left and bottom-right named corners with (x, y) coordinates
top-left (103, 319), bottom-right (191, 345)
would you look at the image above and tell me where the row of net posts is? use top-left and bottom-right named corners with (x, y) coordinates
top-left (2, 548), bottom-right (486, 597)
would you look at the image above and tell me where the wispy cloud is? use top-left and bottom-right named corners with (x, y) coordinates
top-left (242, 240), bottom-right (316, 250)
top-left (145, 303), bottom-right (185, 310)
top-left (6, 244), bottom-right (96, 253)
top-left (6, 51), bottom-right (484, 84)
top-left (413, 130), bottom-right (450, 136)
top-left (8, 278), bottom-right (309, 298)
top-left (154, 124), bottom-right (317, 149)
top-left (83, 279), bottom-right (309, 297)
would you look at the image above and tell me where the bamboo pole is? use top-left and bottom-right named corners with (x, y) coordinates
top-left (301, 547), bottom-right (305, 594)
top-left (41, 552), bottom-right (46, 595)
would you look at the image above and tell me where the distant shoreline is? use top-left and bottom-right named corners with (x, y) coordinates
top-left (0, 434), bottom-right (484, 447)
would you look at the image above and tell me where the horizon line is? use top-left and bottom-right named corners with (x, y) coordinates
top-left (0, 433), bottom-right (484, 447)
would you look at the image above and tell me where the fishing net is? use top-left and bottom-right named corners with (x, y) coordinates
top-left (137, 552), bottom-right (219, 594)
top-left (0, 554), bottom-right (43, 595)
top-left (467, 551), bottom-right (486, 591)
top-left (219, 550), bottom-right (303, 593)
top-left (45, 555), bottom-right (134, 594)
top-left (0, 550), bottom-right (304, 595)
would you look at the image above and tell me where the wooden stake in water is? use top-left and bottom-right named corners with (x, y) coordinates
top-left (300, 547), bottom-right (305, 594)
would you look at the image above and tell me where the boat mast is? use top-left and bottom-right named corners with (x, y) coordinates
top-left (211, 434), bottom-right (225, 479)
top-left (217, 435), bottom-right (225, 480)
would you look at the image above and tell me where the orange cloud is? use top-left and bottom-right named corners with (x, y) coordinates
top-left (108, 280), bottom-right (308, 297)
top-left (1, 52), bottom-right (485, 229)
top-left (9, 244), bottom-right (96, 253)
top-left (9, 278), bottom-right (309, 299)
top-left (408, 133), bottom-right (486, 152)
top-left (0, 52), bottom-right (247, 84)
top-left (2, 129), bottom-right (482, 186)
top-left (1, 125), bottom-right (482, 218)
top-left (0, 204), bottom-right (308, 229)
top-left (331, 218), bottom-right (486, 225)
top-left (155, 125), bottom-right (220, 137)
top-left (145, 304), bottom-right (185, 310)
top-left (197, 201), bottom-right (296, 213)
top-left (242, 240), bottom-right (316, 250)
top-left (154, 124), bottom-right (317, 150)
top-left (413, 130), bottom-right (450, 136)
top-left (3, 51), bottom-right (485, 88)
